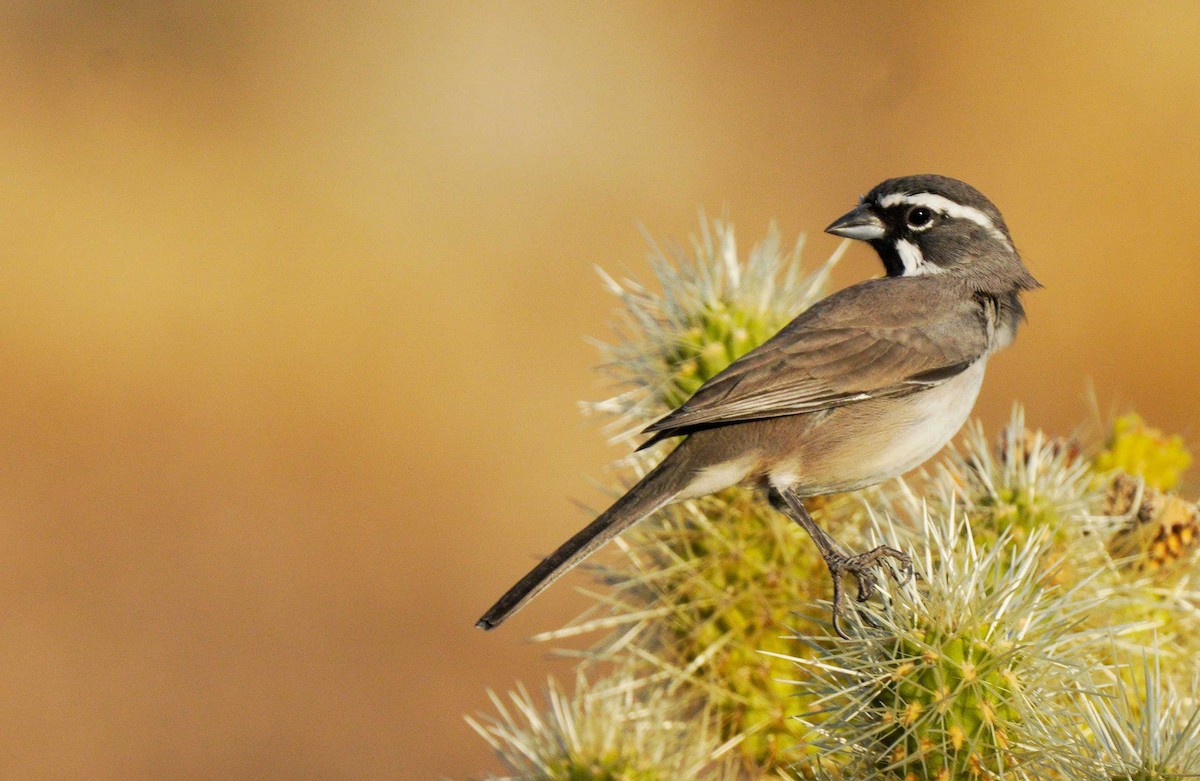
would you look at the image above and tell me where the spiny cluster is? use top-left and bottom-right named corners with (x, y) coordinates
top-left (548, 219), bottom-right (849, 771)
top-left (466, 216), bottom-right (1199, 781)
top-left (580, 483), bottom-right (864, 769)
top-left (466, 670), bottom-right (736, 781)
top-left (583, 215), bottom-right (839, 444)
top-left (786, 505), bottom-right (1103, 780)
top-left (920, 407), bottom-right (1097, 555)
top-left (1030, 648), bottom-right (1200, 780)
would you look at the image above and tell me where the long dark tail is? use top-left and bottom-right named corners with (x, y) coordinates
top-left (476, 453), bottom-right (688, 630)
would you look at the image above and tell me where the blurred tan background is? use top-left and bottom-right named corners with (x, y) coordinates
top-left (1, 2), bottom-right (1198, 779)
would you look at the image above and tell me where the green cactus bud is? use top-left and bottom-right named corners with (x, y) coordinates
top-left (467, 672), bottom-right (735, 781)
top-left (583, 215), bottom-right (839, 446)
top-left (897, 407), bottom-right (1100, 590)
top-left (786, 505), bottom-right (1106, 780)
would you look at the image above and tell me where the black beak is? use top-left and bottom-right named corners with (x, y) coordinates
top-left (825, 203), bottom-right (886, 241)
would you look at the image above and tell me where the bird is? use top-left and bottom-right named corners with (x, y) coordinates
top-left (477, 174), bottom-right (1040, 638)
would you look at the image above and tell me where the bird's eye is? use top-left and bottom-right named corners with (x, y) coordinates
top-left (906, 206), bottom-right (934, 229)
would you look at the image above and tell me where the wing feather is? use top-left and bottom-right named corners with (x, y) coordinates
top-left (639, 277), bottom-right (987, 447)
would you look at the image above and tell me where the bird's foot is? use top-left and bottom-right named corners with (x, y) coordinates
top-left (826, 545), bottom-right (913, 639)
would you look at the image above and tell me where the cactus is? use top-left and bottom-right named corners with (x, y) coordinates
top-left (1031, 647), bottom-right (1200, 780)
top-left (561, 485), bottom-right (869, 770)
top-left (583, 215), bottom-right (840, 442)
top-left (786, 504), bottom-right (1104, 780)
top-left (467, 216), bottom-right (1200, 781)
top-left (467, 671), bottom-right (736, 781)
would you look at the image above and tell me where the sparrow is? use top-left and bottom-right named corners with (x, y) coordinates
top-left (477, 174), bottom-right (1040, 638)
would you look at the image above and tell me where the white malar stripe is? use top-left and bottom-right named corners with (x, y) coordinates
top-left (878, 192), bottom-right (1002, 237)
top-left (894, 237), bottom-right (942, 276)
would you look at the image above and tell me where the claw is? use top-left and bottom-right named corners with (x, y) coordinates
top-left (857, 607), bottom-right (883, 629)
top-left (829, 573), bottom-right (846, 638)
top-left (824, 544), bottom-right (913, 639)
top-left (854, 569), bottom-right (878, 602)
top-left (888, 550), bottom-right (916, 585)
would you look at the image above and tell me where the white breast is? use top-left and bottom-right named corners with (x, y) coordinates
top-left (878, 359), bottom-right (987, 477)
top-left (780, 359), bottom-right (988, 495)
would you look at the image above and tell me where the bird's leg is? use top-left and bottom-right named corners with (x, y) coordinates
top-left (768, 487), bottom-right (913, 638)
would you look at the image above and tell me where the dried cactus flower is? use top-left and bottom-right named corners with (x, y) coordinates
top-left (1104, 474), bottom-right (1200, 579)
top-left (1101, 471), bottom-right (1143, 517)
top-left (1094, 413), bottom-right (1192, 492)
top-left (467, 671), bottom-right (733, 781)
top-left (785, 503), bottom-right (1105, 780)
top-left (1082, 476), bottom-right (1200, 691)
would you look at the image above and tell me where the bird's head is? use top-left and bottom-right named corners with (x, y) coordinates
top-left (825, 174), bottom-right (1040, 295)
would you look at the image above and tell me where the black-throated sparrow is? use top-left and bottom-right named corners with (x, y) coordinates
top-left (478, 175), bottom-right (1040, 638)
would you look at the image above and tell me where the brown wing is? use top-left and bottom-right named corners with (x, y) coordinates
top-left (639, 277), bottom-right (987, 448)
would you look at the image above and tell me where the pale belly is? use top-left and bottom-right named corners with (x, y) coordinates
top-left (767, 359), bottom-right (987, 495)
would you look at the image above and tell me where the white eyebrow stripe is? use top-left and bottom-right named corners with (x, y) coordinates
top-left (878, 192), bottom-right (1000, 235)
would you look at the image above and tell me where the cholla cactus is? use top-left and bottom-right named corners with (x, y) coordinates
top-left (1094, 413), bottom-right (1193, 492)
top-left (1036, 648), bottom-right (1200, 779)
top-left (1092, 474), bottom-right (1200, 688)
top-left (785, 503), bottom-right (1106, 780)
top-left (584, 215), bottom-right (841, 443)
top-left (923, 407), bottom-right (1098, 554)
top-left (467, 214), bottom-right (1200, 781)
top-left (545, 219), bottom-right (852, 770)
top-left (545, 481), bottom-right (865, 770)
top-left (1104, 474), bottom-right (1200, 580)
top-left (883, 406), bottom-right (1106, 599)
top-left (467, 671), bottom-right (735, 781)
